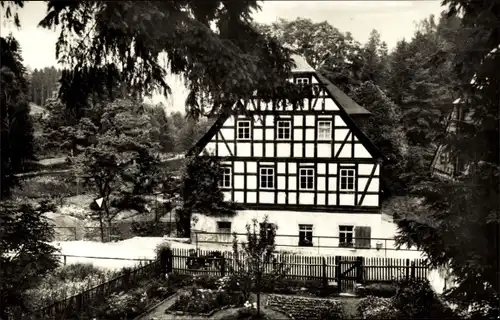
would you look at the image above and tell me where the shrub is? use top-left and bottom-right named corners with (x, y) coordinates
top-left (171, 288), bottom-right (246, 314)
top-left (393, 278), bottom-right (457, 319)
top-left (155, 241), bottom-right (171, 260)
top-left (357, 282), bottom-right (397, 298)
top-left (192, 274), bottom-right (220, 290)
top-left (357, 296), bottom-right (397, 320)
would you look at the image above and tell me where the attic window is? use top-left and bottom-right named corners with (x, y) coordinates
top-left (440, 151), bottom-right (449, 164)
top-left (296, 77), bottom-right (309, 85)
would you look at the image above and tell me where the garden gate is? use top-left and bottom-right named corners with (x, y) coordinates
top-left (335, 256), bottom-right (363, 293)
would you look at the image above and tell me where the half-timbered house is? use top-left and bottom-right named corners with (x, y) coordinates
top-left (188, 55), bottom-right (393, 252)
top-left (430, 99), bottom-right (470, 179)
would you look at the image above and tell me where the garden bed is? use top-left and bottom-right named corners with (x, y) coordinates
top-left (167, 288), bottom-right (247, 316)
top-left (266, 294), bottom-right (343, 320)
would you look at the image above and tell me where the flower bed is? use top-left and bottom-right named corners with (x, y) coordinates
top-left (356, 281), bottom-right (397, 298)
top-left (25, 263), bottom-right (122, 310)
top-left (167, 287), bottom-right (247, 316)
top-left (261, 277), bottom-right (338, 297)
top-left (266, 294), bottom-right (343, 320)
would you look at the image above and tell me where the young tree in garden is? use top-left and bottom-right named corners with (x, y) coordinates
top-left (76, 98), bottom-right (162, 242)
top-left (396, 1), bottom-right (500, 316)
top-left (0, 35), bottom-right (36, 199)
top-left (0, 200), bottom-right (60, 319)
top-left (178, 155), bottom-right (237, 237)
top-left (230, 216), bottom-right (286, 316)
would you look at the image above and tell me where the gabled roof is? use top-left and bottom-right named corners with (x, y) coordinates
top-left (188, 55), bottom-right (385, 160)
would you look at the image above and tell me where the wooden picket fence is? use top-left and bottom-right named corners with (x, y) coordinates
top-left (170, 247), bottom-right (429, 292)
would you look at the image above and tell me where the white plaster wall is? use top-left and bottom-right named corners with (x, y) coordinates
top-left (191, 210), bottom-right (421, 259)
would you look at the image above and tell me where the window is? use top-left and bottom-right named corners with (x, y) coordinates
top-left (260, 222), bottom-right (276, 239)
top-left (277, 120), bottom-right (291, 140)
top-left (299, 168), bottom-right (315, 190)
top-left (318, 121), bottom-right (332, 140)
top-left (339, 168), bottom-right (355, 191)
top-left (237, 120), bottom-right (251, 140)
top-left (217, 221), bottom-right (232, 243)
top-left (296, 77), bottom-right (309, 85)
top-left (339, 225), bottom-right (354, 247)
top-left (260, 167), bottom-right (275, 189)
top-left (299, 224), bottom-right (313, 246)
top-left (219, 166), bottom-right (232, 188)
top-left (440, 151), bottom-right (449, 164)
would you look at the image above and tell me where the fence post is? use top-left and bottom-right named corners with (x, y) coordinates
top-left (405, 258), bottom-right (410, 280)
top-left (64, 255), bottom-right (67, 266)
top-left (356, 256), bottom-right (363, 284)
top-left (221, 257), bottom-right (226, 277)
top-left (335, 256), bottom-right (341, 293)
top-left (411, 260), bottom-right (416, 279)
top-left (322, 257), bottom-right (327, 289)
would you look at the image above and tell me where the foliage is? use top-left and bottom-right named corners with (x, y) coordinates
top-left (0, 201), bottom-right (60, 319)
top-left (154, 240), bottom-right (171, 261)
top-left (395, 4), bottom-right (500, 315)
top-left (0, 35), bottom-right (36, 199)
top-left (256, 18), bottom-right (365, 94)
top-left (25, 263), bottom-right (120, 311)
top-left (18, 0), bottom-right (303, 121)
top-left (75, 98), bottom-right (163, 241)
top-left (351, 81), bottom-right (408, 197)
top-left (230, 216), bottom-right (287, 315)
top-left (357, 279), bottom-right (457, 319)
top-left (179, 155), bottom-right (237, 236)
top-left (27, 66), bottom-right (63, 106)
top-left (266, 294), bottom-right (343, 320)
top-left (356, 296), bottom-right (396, 320)
top-left (172, 286), bottom-right (246, 314)
top-left (356, 282), bottom-right (397, 298)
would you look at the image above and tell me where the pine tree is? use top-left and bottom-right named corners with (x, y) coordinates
top-left (0, 35), bottom-right (35, 199)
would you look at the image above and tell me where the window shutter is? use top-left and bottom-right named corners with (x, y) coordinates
top-left (355, 226), bottom-right (371, 249)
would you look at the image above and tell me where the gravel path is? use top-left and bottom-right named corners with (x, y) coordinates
top-left (136, 289), bottom-right (195, 320)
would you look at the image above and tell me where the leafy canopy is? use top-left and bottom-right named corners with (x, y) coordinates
top-left (31, 0), bottom-right (301, 118)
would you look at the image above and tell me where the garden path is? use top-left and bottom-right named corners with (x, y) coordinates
top-left (136, 288), bottom-right (196, 320)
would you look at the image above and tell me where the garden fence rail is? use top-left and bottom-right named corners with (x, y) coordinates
top-left (21, 260), bottom-right (161, 320)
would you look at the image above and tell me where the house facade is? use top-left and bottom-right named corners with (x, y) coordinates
top-left (430, 99), bottom-right (471, 180)
top-left (188, 55), bottom-right (400, 255)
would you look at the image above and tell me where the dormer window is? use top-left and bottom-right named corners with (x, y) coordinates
top-left (296, 77), bottom-right (309, 85)
top-left (237, 120), bottom-right (251, 140)
top-left (440, 151), bottom-right (449, 164)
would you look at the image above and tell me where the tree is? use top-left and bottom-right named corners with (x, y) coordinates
top-left (0, 35), bottom-right (36, 199)
top-left (178, 155), bottom-right (237, 237)
top-left (76, 98), bottom-right (162, 242)
top-left (351, 81), bottom-right (408, 197)
top-left (395, 1), bottom-right (500, 316)
top-left (11, 0), bottom-right (301, 120)
top-left (230, 216), bottom-right (286, 316)
top-left (0, 200), bottom-right (60, 319)
top-left (256, 18), bottom-right (365, 94)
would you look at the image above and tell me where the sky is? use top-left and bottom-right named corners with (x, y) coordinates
top-left (1, 1), bottom-right (446, 113)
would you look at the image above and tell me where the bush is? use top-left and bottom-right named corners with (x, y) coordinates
top-left (171, 288), bottom-right (246, 314)
top-left (25, 263), bottom-right (119, 311)
top-left (357, 282), bottom-right (397, 298)
top-left (131, 220), bottom-right (172, 237)
top-left (192, 274), bottom-right (220, 290)
top-left (393, 278), bottom-right (457, 319)
top-left (357, 296), bottom-right (397, 320)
